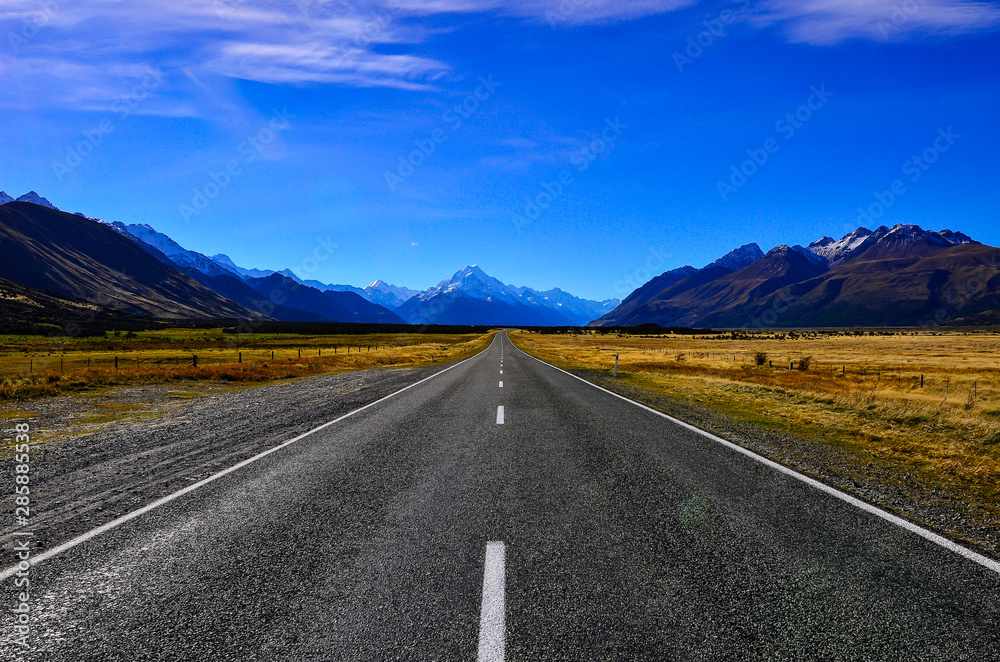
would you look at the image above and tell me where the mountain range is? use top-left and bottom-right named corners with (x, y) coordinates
top-left (3, 189), bottom-right (997, 329)
top-left (593, 224), bottom-right (997, 328)
top-left (0, 192), bottom-right (618, 328)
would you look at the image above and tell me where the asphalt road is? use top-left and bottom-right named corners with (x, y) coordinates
top-left (3, 331), bottom-right (1000, 661)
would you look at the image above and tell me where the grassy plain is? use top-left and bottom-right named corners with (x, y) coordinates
top-left (509, 329), bottom-right (1000, 504)
top-left (0, 328), bottom-right (495, 401)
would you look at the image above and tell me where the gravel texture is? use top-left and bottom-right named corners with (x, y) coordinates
top-left (1, 364), bottom-right (449, 556)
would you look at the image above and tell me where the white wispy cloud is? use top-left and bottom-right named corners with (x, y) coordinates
top-left (1, 0), bottom-right (701, 114)
top-left (385, 0), bottom-right (697, 25)
top-left (477, 131), bottom-right (593, 171)
top-left (4, 0), bottom-right (994, 117)
top-left (0, 0), bottom-right (452, 113)
top-left (758, 0), bottom-right (1000, 43)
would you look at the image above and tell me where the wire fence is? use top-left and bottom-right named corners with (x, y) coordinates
top-left (0, 344), bottom-right (403, 378)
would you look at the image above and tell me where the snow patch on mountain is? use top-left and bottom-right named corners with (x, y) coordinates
top-left (210, 254), bottom-right (274, 280)
top-left (210, 256), bottom-right (417, 309)
top-left (790, 244), bottom-right (827, 266)
top-left (321, 283), bottom-right (366, 295)
top-left (10, 191), bottom-right (58, 209)
top-left (808, 227), bottom-right (873, 264)
top-left (112, 223), bottom-right (238, 278)
top-left (808, 224), bottom-right (979, 265)
top-left (363, 280), bottom-right (419, 310)
top-left (0, 191), bottom-right (13, 205)
top-left (934, 229), bottom-right (976, 245)
top-left (520, 287), bottom-right (619, 322)
top-left (704, 243), bottom-right (764, 271)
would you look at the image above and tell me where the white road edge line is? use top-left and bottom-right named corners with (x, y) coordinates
top-left (477, 541), bottom-right (506, 662)
top-left (0, 331), bottom-right (503, 582)
top-left (496, 406), bottom-right (505, 425)
top-left (511, 334), bottom-right (1000, 576)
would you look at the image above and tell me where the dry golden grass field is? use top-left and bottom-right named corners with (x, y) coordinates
top-left (0, 329), bottom-right (495, 401)
top-left (510, 329), bottom-right (1000, 506)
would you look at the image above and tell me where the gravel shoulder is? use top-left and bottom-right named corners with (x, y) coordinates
top-left (1, 363), bottom-right (455, 558)
top-left (566, 369), bottom-right (1000, 561)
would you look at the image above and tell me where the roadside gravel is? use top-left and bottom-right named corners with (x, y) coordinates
top-left (0, 363), bottom-right (451, 558)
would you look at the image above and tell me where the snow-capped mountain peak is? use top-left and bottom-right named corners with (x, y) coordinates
top-left (210, 254), bottom-right (274, 280)
top-left (14, 191), bottom-right (58, 209)
top-left (363, 280), bottom-right (419, 309)
top-left (426, 265), bottom-right (520, 304)
top-left (114, 222), bottom-right (188, 260)
top-left (277, 268), bottom-right (303, 283)
top-left (934, 229), bottom-right (976, 245)
top-left (109, 222), bottom-right (239, 278)
top-left (0, 191), bottom-right (14, 205)
top-left (808, 227), bottom-right (873, 264)
top-left (790, 244), bottom-right (827, 266)
top-left (808, 224), bottom-right (979, 265)
top-left (705, 243), bottom-right (764, 271)
top-left (453, 264), bottom-right (491, 284)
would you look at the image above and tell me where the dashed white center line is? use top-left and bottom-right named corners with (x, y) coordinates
top-left (500, 370), bottom-right (503, 374)
top-left (496, 406), bottom-right (504, 424)
top-left (499, 381), bottom-right (503, 388)
top-left (477, 541), bottom-right (506, 662)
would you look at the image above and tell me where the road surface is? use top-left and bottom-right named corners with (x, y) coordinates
top-left (3, 331), bottom-right (999, 661)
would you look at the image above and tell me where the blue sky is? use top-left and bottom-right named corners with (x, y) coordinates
top-left (1, 0), bottom-right (998, 300)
